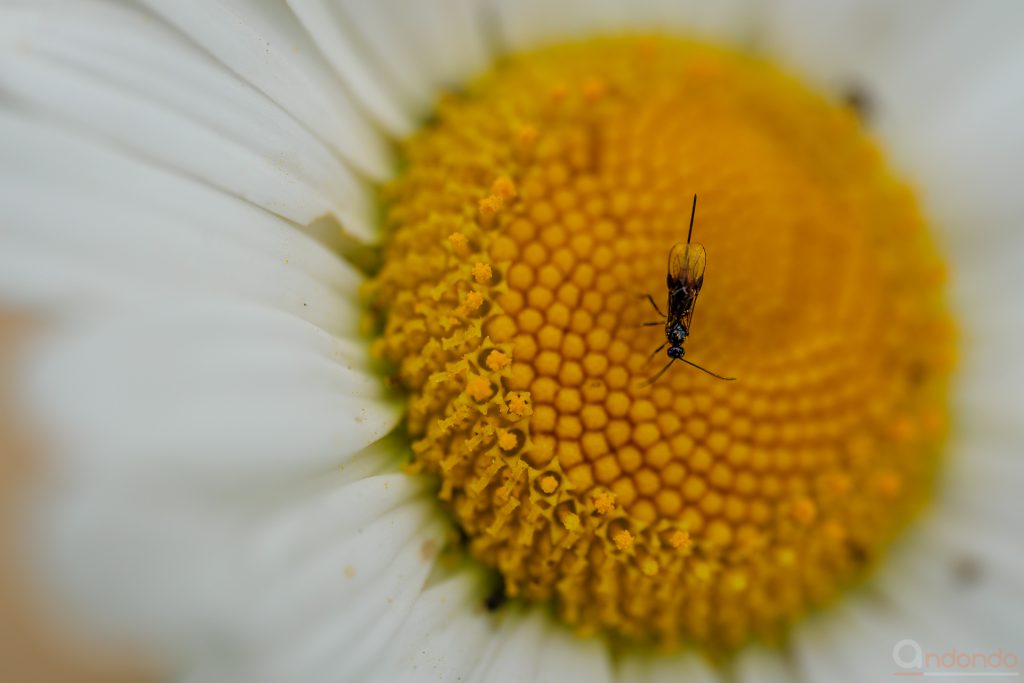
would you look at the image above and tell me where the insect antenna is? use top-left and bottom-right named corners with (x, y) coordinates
top-left (686, 194), bottom-right (697, 245)
top-left (681, 358), bottom-right (736, 381)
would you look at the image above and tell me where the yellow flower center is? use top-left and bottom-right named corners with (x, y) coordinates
top-left (367, 37), bottom-right (954, 652)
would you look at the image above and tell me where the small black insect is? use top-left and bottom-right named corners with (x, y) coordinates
top-left (641, 195), bottom-right (736, 384)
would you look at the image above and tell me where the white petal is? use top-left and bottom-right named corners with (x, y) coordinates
top-left (33, 468), bottom-right (446, 680)
top-left (20, 302), bottom-right (400, 487)
top-left (0, 112), bottom-right (364, 329)
top-left (484, 0), bottom-right (614, 50)
top-left (943, 433), bottom-right (1024, 544)
top-left (32, 479), bottom-right (255, 659)
top-left (733, 646), bottom-right (795, 683)
top-left (415, 0), bottom-right (493, 88)
top-left (792, 607), bottom-right (856, 683)
top-left (486, 0), bottom-right (756, 52)
top-left (321, 1), bottom-right (439, 114)
top-left (614, 0), bottom-right (760, 39)
top-left (237, 487), bottom-right (447, 682)
top-left (375, 575), bottom-right (608, 683)
top-left (0, 3), bottom-right (381, 241)
top-left (790, 424), bottom-right (1024, 680)
top-left (873, 499), bottom-right (1024, 651)
top-left (334, 433), bottom-right (412, 486)
top-left (395, 605), bottom-right (616, 683)
top-left (952, 244), bottom-right (1024, 438)
top-left (533, 619), bottom-right (613, 683)
top-left (135, 0), bottom-right (393, 181)
top-left (365, 570), bottom-right (493, 683)
top-left (789, 445), bottom-right (1024, 678)
top-left (465, 609), bottom-right (547, 683)
top-left (806, 588), bottom-right (1016, 682)
top-left (760, 0), bottom-right (1024, 118)
top-left (793, 600), bottom-right (899, 683)
top-left (322, 0), bottom-right (496, 110)
top-left (284, 0), bottom-right (416, 136)
top-left (619, 649), bottom-right (721, 683)
top-left (758, 1), bottom-right (1024, 239)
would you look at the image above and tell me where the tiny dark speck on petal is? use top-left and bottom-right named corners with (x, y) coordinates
top-left (953, 555), bottom-right (983, 588)
top-left (843, 83), bottom-right (873, 121)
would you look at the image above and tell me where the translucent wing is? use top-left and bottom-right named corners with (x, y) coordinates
top-left (667, 241), bottom-right (707, 289)
top-left (686, 243), bottom-right (707, 289)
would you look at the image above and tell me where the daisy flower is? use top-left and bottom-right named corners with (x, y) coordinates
top-left (2, 1), bottom-right (1022, 682)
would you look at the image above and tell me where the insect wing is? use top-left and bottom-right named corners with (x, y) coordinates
top-left (686, 242), bottom-right (706, 288)
top-left (667, 241), bottom-right (707, 289)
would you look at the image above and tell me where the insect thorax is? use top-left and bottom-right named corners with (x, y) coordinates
top-left (666, 322), bottom-right (688, 346)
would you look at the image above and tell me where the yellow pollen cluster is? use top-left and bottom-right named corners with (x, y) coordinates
top-left (368, 38), bottom-right (954, 651)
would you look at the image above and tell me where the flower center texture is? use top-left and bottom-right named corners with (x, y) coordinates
top-left (367, 37), bottom-right (954, 652)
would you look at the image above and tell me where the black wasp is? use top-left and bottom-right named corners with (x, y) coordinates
top-left (642, 195), bottom-right (736, 384)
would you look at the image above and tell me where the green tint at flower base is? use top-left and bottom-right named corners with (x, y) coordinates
top-left (367, 37), bottom-right (955, 653)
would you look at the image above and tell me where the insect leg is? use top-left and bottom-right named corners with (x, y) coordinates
top-left (647, 341), bottom-right (667, 363)
top-left (682, 358), bottom-right (736, 381)
top-left (639, 321), bottom-right (663, 327)
top-left (644, 358), bottom-right (676, 386)
top-left (643, 293), bottom-right (667, 318)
